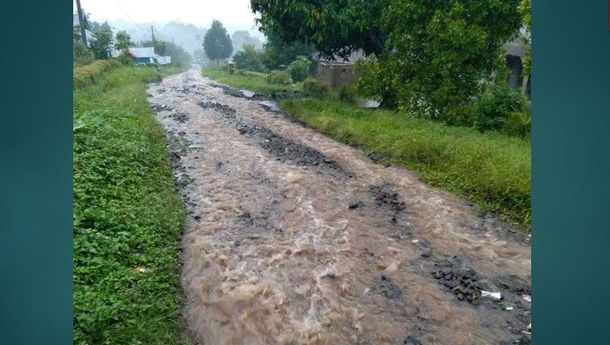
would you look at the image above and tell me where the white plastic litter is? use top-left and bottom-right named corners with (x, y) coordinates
top-left (481, 290), bottom-right (502, 301)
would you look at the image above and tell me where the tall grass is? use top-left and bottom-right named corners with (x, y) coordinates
top-left (281, 99), bottom-right (531, 228)
top-left (202, 65), bottom-right (303, 95)
top-left (73, 65), bottom-right (187, 344)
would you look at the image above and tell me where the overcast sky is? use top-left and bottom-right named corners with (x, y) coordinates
top-left (74, 0), bottom-right (261, 34)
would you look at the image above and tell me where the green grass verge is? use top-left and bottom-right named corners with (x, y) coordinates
top-left (281, 98), bottom-right (531, 228)
top-left (73, 65), bottom-right (187, 344)
top-left (201, 65), bottom-right (303, 96)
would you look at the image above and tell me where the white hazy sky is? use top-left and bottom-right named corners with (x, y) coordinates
top-left (74, 0), bottom-right (260, 32)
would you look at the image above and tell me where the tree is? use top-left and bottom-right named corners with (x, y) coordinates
top-left (252, 0), bottom-right (521, 122)
top-left (260, 31), bottom-right (314, 70)
top-left (114, 30), bottom-right (133, 50)
top-left (203, 20), bottom-right (233, 63)
top-left (90, 22), bottom-right (113, 59)
top-left (367, 0), bottom-right (521, 122)
top-left (232, 44), bottom-right (264, 71)
top-left (251, 0), bottom-right (386, 60)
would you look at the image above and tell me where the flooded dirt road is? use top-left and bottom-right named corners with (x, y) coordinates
top-left (148, 65), bottom-right (531, 345)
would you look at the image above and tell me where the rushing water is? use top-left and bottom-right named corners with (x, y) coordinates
top-left (148, 66), bottom-right (531, 345)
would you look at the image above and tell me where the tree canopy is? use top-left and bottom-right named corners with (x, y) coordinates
top-left (114, 30), bottom-right (133, 50)
top-left (261, 31), bottom-right (314, 69)
top-left (251, 0), bottom-right (385, 60)
top-left (90, 22), bottom-right (113, 59)
top-left (203, 20), bottom-right (233, 62)
top-left (251, 0), bottom-right (522, 122)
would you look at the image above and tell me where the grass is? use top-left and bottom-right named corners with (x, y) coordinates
top-left (281, 98), bottom-right (531, 228)
top-left (201, 65), bottom-right (303, 96)
top-left (73, 64), bottom-right (187, 344)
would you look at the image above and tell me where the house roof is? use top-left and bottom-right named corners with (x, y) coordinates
top-left (313, 50), bottom-right (366, 64)
top-left (111, 47), bottom-right (157, 58)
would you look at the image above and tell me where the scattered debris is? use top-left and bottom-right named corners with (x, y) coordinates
top-left (379, 275), bottom-right (402, 299)
top-left (431, 256), bottom-right (482, 303)
top-left (481, 290), bottom-right (503, 301)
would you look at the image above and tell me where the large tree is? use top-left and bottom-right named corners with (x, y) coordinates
top-left (89, 22), bottom-right (113, 59)
top-left (261, 31), bottom-right (314, 69)
top-left (251, 0), bottom-right (522, 122)
top-left (251, 0), bottom-right (385, 60)
top-left (203, 20), bottom-right (233, 63)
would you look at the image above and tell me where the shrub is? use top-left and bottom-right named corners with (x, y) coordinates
top-left (266, 70), bottom-right (292, 84)
top-left (287, 56), bottom-right (312, 82)
top-left (303, 77), bottom-right (329, 98)
top-left (502, 111), bottom-right (531, 138)
top-left (232, 44), bottom-right (265, 72)
top-left (73, 60), bottom-right (122, 89)
top-left (117, 55), bottom-right (133, 66)
top-left (73, 41), bottom-right (94, 67)
top-left (338, 86), bottom-right (358, 104)
top-left (474, 82), bottom-right (526, 132)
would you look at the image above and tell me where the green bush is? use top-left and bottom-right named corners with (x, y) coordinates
top-left (73, 60), bottom-right (122, 89)
top-left (233, 44), bottom-right (265, 72)
top-left (303, 77), bottom-right (329, 98)
top-left (502, 111), bottom-right (531, 138)
top-left (266, 69), bottom-right (292, 84)
top-left (117, 55), bottom-right (133, 66)
top-left (338, 86), bottom-right (358, 104)
top-left (287, 56), bottom-right (312, 82)
top-left (73, 41), bottom-right (94, 67)
top-left (474, 82), bottom-right (526, 132)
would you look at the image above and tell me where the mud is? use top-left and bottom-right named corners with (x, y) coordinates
top-left (148, 65), bottom-right (531, 345)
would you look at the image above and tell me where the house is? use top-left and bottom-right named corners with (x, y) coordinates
top-left (110, 47), bottom-right (172, 65)
top-left (311, 50), bottom-right (365, 89)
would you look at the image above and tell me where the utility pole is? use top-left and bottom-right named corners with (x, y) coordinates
top-left (76, 0), bottom-right (88, 46)
top-left (151, 26), bottom-right (156, 46)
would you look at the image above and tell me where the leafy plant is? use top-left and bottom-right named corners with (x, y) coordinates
top-left (114, 30), bottom-right (133, 50)
top-left (302, 77), bottom-right (329, 98)
top-left (232, 44), bottom-right (264, 72)
top-left (73, 66), bottom-right (185, 344)
top-left (266, 69), bottom-right (292, 84)
top-left (287, 56), bottom-right (312, 82)
top-left (73, 41), bottom-right (94, 67)
top-left (474, 82), bottom-right (526, 132)
top-left (90, 22), bottom-right (113, 59)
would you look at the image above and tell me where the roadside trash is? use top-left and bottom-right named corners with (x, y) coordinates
top-left (411, 239), bottom-right (419, 244)
top-left (522, 294), bottom-right (532, 303)
top-left (134, 266), bottom-right (150, 273)
top-left (481, 290), bottom-right (502, 301)
top-left (527, 323), bottom-right (531, 332)
top-left (505, 306), bottom-right (514, 311)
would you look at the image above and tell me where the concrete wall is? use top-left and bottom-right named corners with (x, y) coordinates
top-left (313, 61), bottom-right (360, 89)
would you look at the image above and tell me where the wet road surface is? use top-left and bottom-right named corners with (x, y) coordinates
top-left (147, 65), bottom-right (531, 345)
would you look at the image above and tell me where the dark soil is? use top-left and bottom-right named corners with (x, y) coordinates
top-left (199, 101), bottom-right (347, 172)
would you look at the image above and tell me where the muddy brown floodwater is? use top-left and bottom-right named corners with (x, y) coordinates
top-left (148, 65), bottom-right (531, 345)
